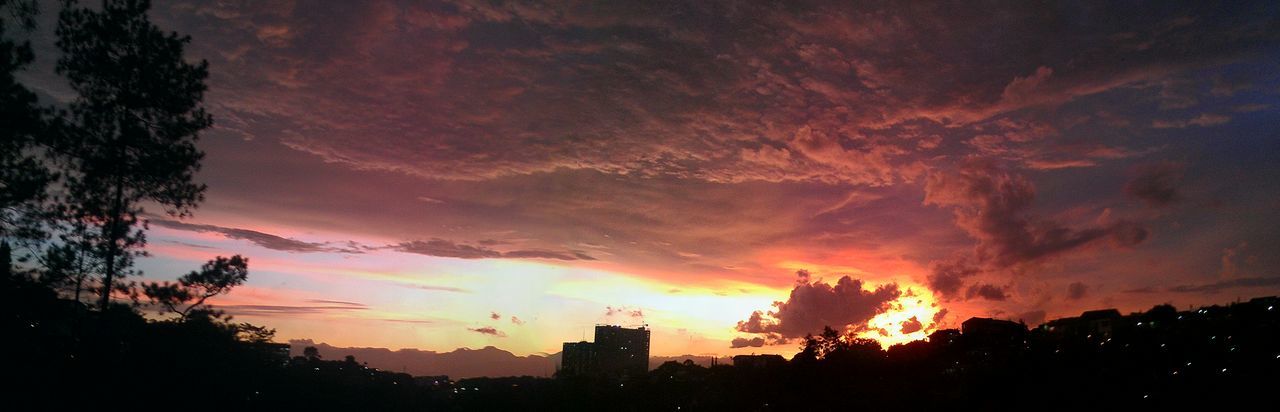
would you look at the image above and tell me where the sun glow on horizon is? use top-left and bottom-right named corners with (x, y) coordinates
top-left (859, 284), bottom-right (941, 347)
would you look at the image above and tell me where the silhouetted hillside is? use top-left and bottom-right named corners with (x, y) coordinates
top-left (289, 340), bottom-right (560, 378)
top-left (287, 340), bottom-right (734, 378)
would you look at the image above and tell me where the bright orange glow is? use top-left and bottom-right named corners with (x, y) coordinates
top-left (859, 283), bottom-right (940, 347)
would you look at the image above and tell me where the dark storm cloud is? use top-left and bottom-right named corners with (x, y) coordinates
top-left (920, 159), bottom-right (1151, 300)
top-left (1066, 282), bottom-right (1089, 300)
top-left (925, 159), bottom-right (1149, 270)
top-left (140, 0), bottom-right (1280, 187)
top-left (149, 219), bottom-right (364, 253)
top-left (926, 259), bottom-right (981, 301)
top-left (736, 271), bottom-right (901, 339)
top-left (965, 284), bottom-right (1009, 301)
top-left (1125, 161), bottom-right (1186, 207)
top-left (916, 158), bottom-right (1157, 299)
top-left (730, 337), bottom-right (766, 348)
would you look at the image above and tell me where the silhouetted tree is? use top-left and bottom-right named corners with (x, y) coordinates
top-left (304, 346), bottom-right (322, 362)
top-left (235, 322), bottom-right (276, 343)
top-left (142, 255), bottom-right (248, 321)
top-left (798, 326), bottom-right (846, 360)
top-left (1, 1), bottom-right (56, 254)
top-left (40, 221), bottom-right (100, 302)
top-left (37, 243), bottom-right (85, 297)
top-left (54, 0), bottom-right (212, 309)
top-left (0, 240), bottom-right (10, 279)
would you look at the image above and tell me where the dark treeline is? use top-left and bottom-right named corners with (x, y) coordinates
top-left (8, 272), bottom-right (1279, 410)
top-left (3, 0), bottom-right (211, 309)
top-left (412, 299), bottom-right (1280, 411)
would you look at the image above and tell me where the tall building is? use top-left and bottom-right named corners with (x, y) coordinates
top-left (560, 341), bottom-right (596, 376)
top-left (594, 325), bottom-right (650, 377)
top-left (559, 325), bottom-right (650, 378)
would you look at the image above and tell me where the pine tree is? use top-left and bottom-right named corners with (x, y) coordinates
top-left (55, 0), bottom-right (212, 309)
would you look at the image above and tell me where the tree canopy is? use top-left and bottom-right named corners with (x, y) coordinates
top-left (54, 0), bottom-right (212, 308)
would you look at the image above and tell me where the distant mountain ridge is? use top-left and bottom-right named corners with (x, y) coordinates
top-left (288, 340), bottom-right (559, 378)
top-left (288, 340), bottom-right (735, 378)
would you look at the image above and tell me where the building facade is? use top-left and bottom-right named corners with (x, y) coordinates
top-left (559, 325), bottom-right (650, 378)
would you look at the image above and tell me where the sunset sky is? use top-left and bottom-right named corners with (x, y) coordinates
top-left (16, 0), bottom-right (1280, 357)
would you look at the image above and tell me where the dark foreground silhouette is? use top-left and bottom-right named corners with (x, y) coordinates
top-left (6, 271), bottom-right (1278, 411)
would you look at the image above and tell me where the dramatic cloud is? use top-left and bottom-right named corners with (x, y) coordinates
top-left (736, 271), bottom-right (901, 339)
top-left (926, 260), bottom-right (981, 301)
top-left (134, 0), bottom-right (1277, 188)
top-left (899, 316), bottom-right (923, 335)
top-left (926, 159), bottom-right (1148, 269)
top-left (33, 0), bottom-right (1275, 356)
top-left (1125, 162), bottom-right (1186, 207)
top-left (919, 159), bottom-right (1156, 300)
top-left (490, 312), bottom-right (501, 320)
top-left (730, 337), bottom-right (766, 348)
top-left (468, 326), bottom-right (506, 337)
top-left (932, 309), bottom-right (949, 325)
top-left (965, 284), bottom-right (1009, 301)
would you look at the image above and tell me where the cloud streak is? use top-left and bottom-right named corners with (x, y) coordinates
top-left (150, 219), bottom-right (364, 254)
top-left (218, 303), bottom-right (369, 316)
top-left (392, 239), bottom-right (595, 261)
top-left (468, 326), bottom-right (506, 337)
